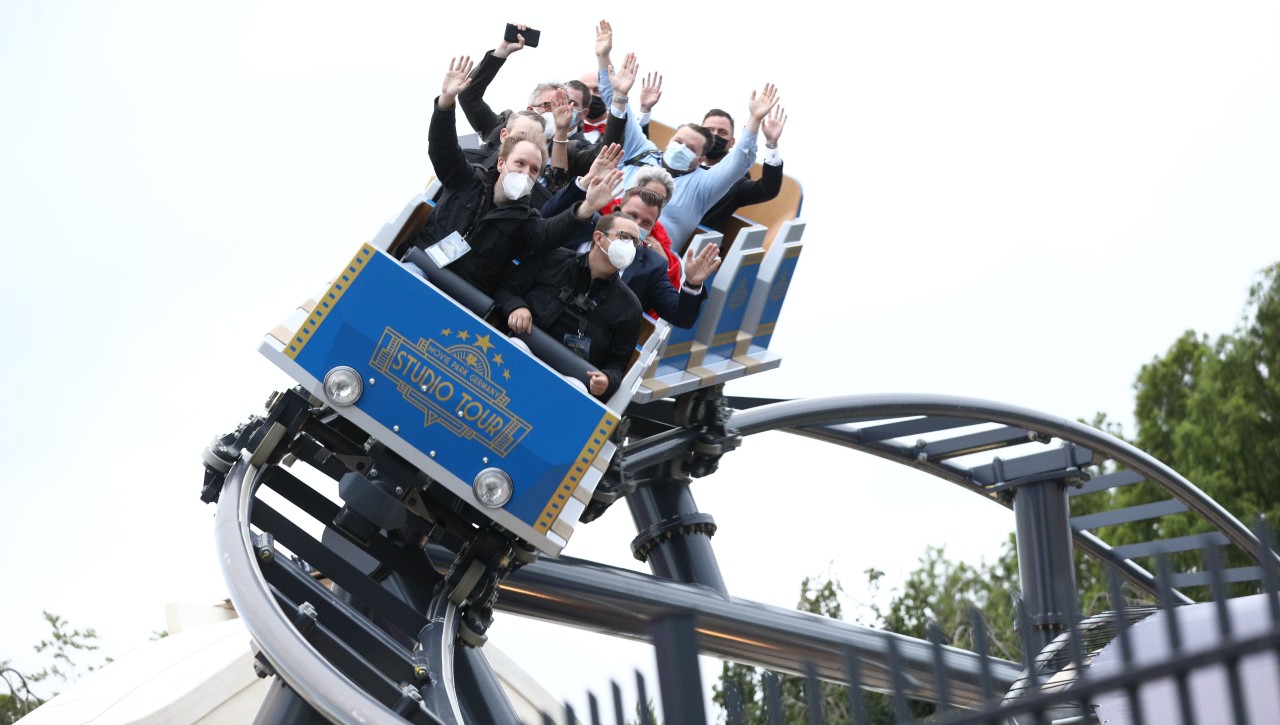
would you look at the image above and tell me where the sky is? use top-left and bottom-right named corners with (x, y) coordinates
top-left (1, 0), bottom-right (1278, 717)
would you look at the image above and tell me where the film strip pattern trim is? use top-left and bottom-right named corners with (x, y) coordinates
top-left (535, 412), bottom-right (618, 532)
top-left (285, 244), bottom-right (375, 359)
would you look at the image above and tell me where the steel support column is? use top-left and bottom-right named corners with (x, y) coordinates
top-left (1013, 480), bottom-right (1080, 653)
top-left (627, 478), bottom-right (728, 597)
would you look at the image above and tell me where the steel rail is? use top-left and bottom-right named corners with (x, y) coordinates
top-left (496, 554), bottom-right (1024, 709)
top-left (785, 419), bottom-right (1191, 604)
top-left (729, 395), bottom-right (1278, 573)
top-left (215, 452), bottom-right (440, 725)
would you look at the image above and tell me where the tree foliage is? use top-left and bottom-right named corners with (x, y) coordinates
top-left (1130, 264), bottom-right (1280, 528)
top-left (0, 663), bottom-right (42, 725)
top-left (1070, 264), bottom-right (1280, 600)
top-left (0, 611), bottom-right (111, 724)
top-left (714, 548), bottom-right (1020, 724)
top-left (713, 576), bottom-right (851, 723)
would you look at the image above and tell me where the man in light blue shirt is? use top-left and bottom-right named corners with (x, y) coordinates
top-left (591, 21), bottom-right (781, 246)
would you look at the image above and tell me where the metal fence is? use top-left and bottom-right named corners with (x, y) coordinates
top-left (536, 525), bottom-right (1280, 725)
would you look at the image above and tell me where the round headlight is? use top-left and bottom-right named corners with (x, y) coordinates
top-left (322, 366), bottom-right (363, 406)
top-left (473, 468), bottom-right (513, 508)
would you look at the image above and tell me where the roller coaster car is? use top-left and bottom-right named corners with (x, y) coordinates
top-left (258, 235), bottom-right (668, 556)
top-left (234, 146), bottom-right (804, 558)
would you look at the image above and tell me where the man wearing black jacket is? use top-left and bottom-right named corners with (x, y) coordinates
top-left (408, 56), bottom-right (619, 297)
top-left (456, 24), bottom-right (599, 180)
top-left (540, 174), bottom-right (721, 329)
top-left (496, 213), bottom-right (643, 399)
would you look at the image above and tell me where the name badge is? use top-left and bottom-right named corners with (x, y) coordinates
top-left (426, 231), bottom-right (471, 268)
top-left (562, 333), bottom-right (591, 360)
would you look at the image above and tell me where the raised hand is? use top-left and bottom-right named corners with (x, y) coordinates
top-left (440, 56), bottom-right (474, 107)
top-left (683, 242), bottom-right (722, 287)
top-left (594, 20), bottom-right (613, 61)
top-left (613, 53), bottom-right (639, 98)
top-left (639, 72), bottom-right (663, 114)
top-left (748, 83), bottom-right (780, 122)
top-left (744, 83), bottom-right (780, 134)
top-left (494, 23), bottom-right (528, 59)
top-left (762, 105), bottom-right (787, 145)
top-left (551, 90), bottom-right (574, 134)
top-left (580, 168), bottom-right (625, 217)
top-left (585, 143), bottom-right (624, 184)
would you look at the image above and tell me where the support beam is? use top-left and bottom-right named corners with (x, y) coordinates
top-left (1013, 480), bottom-right (1079, 652)
top-left (627, 479), bottom-right (728, 598)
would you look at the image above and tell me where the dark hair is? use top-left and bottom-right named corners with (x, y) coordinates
top-left (596, 210), bottom-right (637, 234)
top-left (676, 123), bottom-right (715, 157)
top-left (620, 186), bottom-right (666, 211)
top-left (702, 108), bottom-right (734, 130)
top-left (564, 80), bottom-right (591, 108)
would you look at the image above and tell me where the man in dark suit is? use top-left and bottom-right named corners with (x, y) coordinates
top-left (699, 105), bottom-right (788, 231)
top-left (614, 187), bottom-right (721, 329)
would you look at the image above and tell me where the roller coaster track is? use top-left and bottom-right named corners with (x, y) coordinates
top-left (208, 391), bottom-right (1278, 723)
top-left (724, 396), bottom-right (1280, 604)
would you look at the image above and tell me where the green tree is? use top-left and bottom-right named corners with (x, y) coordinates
top-left (28, 611), bottom-right (111, 688)
top-left (714, 575), bottom-right (851, 723)
top-left (0, 611), bottom-right (111, 724)
top-left (714, 549), bottom-right (1019, 724)
top-left (1130, 266), bottom-right (1280, 527)
top-left (1, 662), bottom-right (43, 724)
top-left (1071, 264), bottom-right (1280, 600)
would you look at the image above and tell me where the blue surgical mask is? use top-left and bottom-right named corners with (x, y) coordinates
top-left (663, 141), bottom-right (696, 172)
top-left (637, 226), bottom-right (652, 242)
top-left (570, 108), bottom-right (580, 127)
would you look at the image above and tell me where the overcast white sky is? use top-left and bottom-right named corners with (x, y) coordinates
top-left (2, 0), bottom-right (1278, 716)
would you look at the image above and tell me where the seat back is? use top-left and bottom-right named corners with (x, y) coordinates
top-left (376, 180), bottom-right (442, 258)
top-left (692, 226), bottom-right (768, 366)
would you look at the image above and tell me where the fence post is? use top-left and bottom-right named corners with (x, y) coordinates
top-left (650, 613), bottom-right (707, 725)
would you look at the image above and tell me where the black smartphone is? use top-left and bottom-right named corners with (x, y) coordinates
top-left (504, 23), bottom-right (540, 48)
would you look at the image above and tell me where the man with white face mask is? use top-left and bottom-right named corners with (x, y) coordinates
top-left (495, 213), bottom-right (643, 399)
top-left (409, 56), bottom-right (620, 297)
top-left (540, 172), bottom-right (719, 329)
top-left (591, 20), bottom-right (781, 245)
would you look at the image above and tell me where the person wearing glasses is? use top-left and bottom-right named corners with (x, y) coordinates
top-left (457, 23), bottom-right (600, 183)
top-left (495, 213), bottom-right (643, 399)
